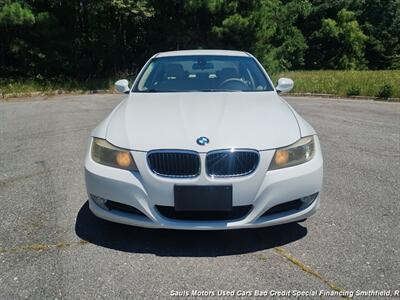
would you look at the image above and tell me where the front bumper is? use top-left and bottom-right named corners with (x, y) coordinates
top-left (84, 137), bottom-right (323, 230)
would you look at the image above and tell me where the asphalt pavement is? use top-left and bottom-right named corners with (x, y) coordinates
top-left (0, 94), bottom-right (399, 299)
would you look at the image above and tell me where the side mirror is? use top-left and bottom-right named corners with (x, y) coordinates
top-left (115, 79), bottom-right (130, 94)
top-left (276, 78), bottom-right (294, 93)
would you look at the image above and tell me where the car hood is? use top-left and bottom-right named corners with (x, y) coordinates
top-left (105, 92), bottom-right (300, 152)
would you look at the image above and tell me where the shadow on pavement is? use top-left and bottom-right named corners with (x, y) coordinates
top-left (75, 201), bottom-right (307, 257)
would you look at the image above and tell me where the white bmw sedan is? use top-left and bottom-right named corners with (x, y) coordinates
top-left (84, 50), bottom-right (323, 230)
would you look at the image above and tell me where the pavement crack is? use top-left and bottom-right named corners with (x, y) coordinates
top-left (274, 246), bottom-right (350, 299)
top-left (0, 170), bottom-right (50, 186)
top-left (0, 239), bottom-right (88, 254)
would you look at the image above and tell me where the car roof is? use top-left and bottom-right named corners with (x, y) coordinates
top-left (155, 49), bottom-right (250, 58)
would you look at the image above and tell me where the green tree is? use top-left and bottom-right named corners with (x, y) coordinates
top-left (210, 0), bottom-right (311, 72)
top-left (0, 1), bottom-right (34, 25)
top-left (359, 0), bottom-right (400, 69)
top-left (0, 0), bottom-right (398, 79)
top-left (0, 1), bottom-right (38, 75)
top-left (0, 0), bottom-right (154, 77)
top-left (312, 8), bottom-right (367, 69)
top-left (253, 0), bottom-right (311, 71)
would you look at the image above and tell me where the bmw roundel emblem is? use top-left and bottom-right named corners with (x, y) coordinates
top-left (196, 136), bottom-right (209, 146)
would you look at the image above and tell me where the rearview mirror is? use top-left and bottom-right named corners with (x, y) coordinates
top-left (192, 62), bottom-right (214, 70)
top-left (276, 78), bottom-right (294, 93)
top-left (115, 79), bottom-right (130, 94)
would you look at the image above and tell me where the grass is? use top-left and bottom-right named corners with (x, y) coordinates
top-left (1, 70), bottom-right (399, 99)
top-left (271, 70), bottom-right (400, 99)
top-left (0, 77), bottom-right (115, 98)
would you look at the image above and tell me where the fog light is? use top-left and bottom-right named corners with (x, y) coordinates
top-left (90, 194), bottom-right (109, 210)
top-left (299, 192), bottom-right (318, 208)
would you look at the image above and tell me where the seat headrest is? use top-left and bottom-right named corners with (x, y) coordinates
top-left (165, 64), bottom-right (185, 79)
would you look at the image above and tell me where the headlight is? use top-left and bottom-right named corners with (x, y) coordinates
top-left (91, 138), bottom-right (138, 171)
top-left (268, 136), bottom-right (315, 170)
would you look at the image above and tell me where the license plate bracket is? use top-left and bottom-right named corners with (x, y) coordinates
top-left (174, 185), bottom-right (232, 211)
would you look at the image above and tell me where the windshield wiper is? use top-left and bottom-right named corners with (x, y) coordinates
top-left (139, 89), bottom-right (182, 93)
top-left (138, 89), bottom-right (246, 93)
top-left (197, 89), bottom-right (244, 92)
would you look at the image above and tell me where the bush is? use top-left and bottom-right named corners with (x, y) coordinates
top-left (347, 86), bottom-right (360, 96)
top-left (377, 84), bottom-right (393, 99)
top-left (272, 71), bottom-right (400, 98)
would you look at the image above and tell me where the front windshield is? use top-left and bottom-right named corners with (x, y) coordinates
top-left (134, 55), bottom-right (273, 92)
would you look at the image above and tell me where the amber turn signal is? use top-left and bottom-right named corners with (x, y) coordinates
top-left (116, 152), bottom-right (133, 168)
top-left (274, 149), bottom-right (289, 166)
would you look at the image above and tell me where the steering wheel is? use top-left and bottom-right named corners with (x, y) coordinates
top-left (218, 78), bottom-right (249, 89)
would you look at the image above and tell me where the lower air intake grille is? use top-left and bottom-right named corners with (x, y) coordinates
top-left (105, 200), bottom-right (145, 216)
top-left (206, 149), bottom-right (259, 177)
top-left (156, 205), bottom-right (252, 221)
top-left (147, 150), bottom-right (200, 178)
